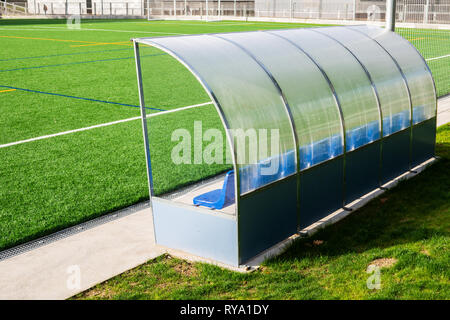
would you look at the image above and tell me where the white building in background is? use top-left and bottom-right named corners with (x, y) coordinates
top-left (254, 0), bottom-right (380, 20)
top-left (25, 0), bottom-right (254, 16)
top-left (26, 0), bottom-right (145, 15)
top-left (23, 0), bottom-right (450, 23)
top-left (254, 0), bottom-right (450, 22)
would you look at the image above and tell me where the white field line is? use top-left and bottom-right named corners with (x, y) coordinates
top-left (426, 54), bottom-right (450, 61)
top-left (29, 25), bottom-right (187, 35)
top-left (0, 102), bottom-right (212, 149)
top-left (0, 28), bottom-right (78, 32)
top-left (137, 21), bottom-right (257, 27)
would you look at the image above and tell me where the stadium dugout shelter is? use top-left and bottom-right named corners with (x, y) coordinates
top-left (132, 25), bottom-right (437, 267)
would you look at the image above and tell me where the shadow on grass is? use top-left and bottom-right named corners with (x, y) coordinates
top-left (269, 124), bottom-right (450, 264)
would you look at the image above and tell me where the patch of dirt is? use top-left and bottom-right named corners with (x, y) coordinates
top-left (369, 258), bottom-right (398, 269)
top-left (313, 240), bottom-right (324, 246)
top-left (173, 261), bottom-right (197, 277)
top-left (83, 287), bottom-right (111, 299)
top-left (421, 249), bottom-right (431, 256)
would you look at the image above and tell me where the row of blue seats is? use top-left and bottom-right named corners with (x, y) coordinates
top-left (239, 108), bottom-right (428, 193)
top-left (193, 108), bottom-right (430, 206)
top-left (383, 105), bottom-right (428, 135)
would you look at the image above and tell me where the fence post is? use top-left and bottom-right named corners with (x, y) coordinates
top-left (423, 0), bottom-right (429, 24)
top-left (234, 0), bottom-right (236, 17)
top-left (173, 0), bottom-right (176, 17)
top-left (289, 0), bottom-right (292, 19)
top-left (386, 0), bottom-right (396, 31)
top-left (110, 2), bottom-right (112, 16)
top-left (206, 0), bottom-right (208, 20)
top-left (79, 2), bottom-right (81, 15)
top-left (184, 0), bottom-right (187, 16)
top-left (318, 0), bottom-right (322, 19)
top-left (353, 0), bottom-right (356, 20)
top-left (126, 2), bottom-right (128, 16)
top-left (218, 0), bottom-right (221, 18)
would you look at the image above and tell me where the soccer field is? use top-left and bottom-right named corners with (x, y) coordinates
top-left (0, 19), bottom-right (448, 251)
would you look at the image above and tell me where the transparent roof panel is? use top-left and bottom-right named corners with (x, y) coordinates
top-left (217, 31), bottom-right (343, 170)
top-left (139, 35), bottom-right (296, 194)
top-left (270, 29), bottom-right (381, 152)
top-left (349, 25), bottom-right (436, 125)
top-left (317, 26), bottom-right (411, 136)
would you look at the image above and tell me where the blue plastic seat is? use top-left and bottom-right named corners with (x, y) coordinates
top-left (330, 134), bottom-right (343, 157)
top-left (392, 112), bottom-right (406, 132)
top-left (413, 105), bottom-right (425, 124)
top-left (280, 149), bottom-right (296, 176)
top-left (347, 126), bottom-right (367, 150)
top-left (300, 144), bottom-right (313, 170)
top-left (367, 121), bottom-right (380, 142)
top-left (383, 116), bottom-right (392, 136)
top-left (193, 170), bottom-right (235, 209)
top-left (312, 137), bottom-right (331, 165)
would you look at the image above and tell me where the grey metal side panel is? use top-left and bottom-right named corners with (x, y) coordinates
top-left (238, 175), bottom-right (297, 264)
top-left (381, 129), bottom-right (410, 184)
top-left (152, 198), bottom-right (239, 266)
top-left (411, 118), bottom-right (436, 167)
top-left (299, 157), bottom-right (344, 229)
top-left (345, 141), bottom-right (381, 204)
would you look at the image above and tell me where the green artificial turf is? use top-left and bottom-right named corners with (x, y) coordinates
top-left (74, 124), bottom-right (450, 300)
top-left (0, 19), bottom-right (448, 253)
top-left (397, 27), bottom-right (450, 97)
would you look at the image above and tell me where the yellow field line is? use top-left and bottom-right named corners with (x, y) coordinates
top-left (69, 41), bottom-right (132, 48)
top-left (0, 35), bottom-right (130, 47)
top-left (0, 35), bottom-right (100, 44)
top-left (0, 89), bottom-right (16, 93)
top-left (408, 37), bottom-right (449, 41)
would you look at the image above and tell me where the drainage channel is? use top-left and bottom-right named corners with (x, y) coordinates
top-left (0, 201), bottom-right (150, 262)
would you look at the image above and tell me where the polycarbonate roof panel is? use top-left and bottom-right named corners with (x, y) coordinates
top-left (317, 26), bottom-right (411, 136)
top-left (139, 34), bottom-right (296, 194)
top-left (349, 25), bottom-right (436, 124)
top-left (269, 28), bottom-right (381, 152)
top-left (136, 26), bottom-right (435, 194)
top-left (217, 31), bottom-right (343, 170)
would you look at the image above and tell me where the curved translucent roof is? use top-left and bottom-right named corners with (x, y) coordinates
top-left (136, 26), bottom-right (436, 195)
top-left (347, 25), bottom-right (436, 125)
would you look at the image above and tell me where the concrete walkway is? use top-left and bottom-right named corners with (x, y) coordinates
top-left (0, 96), bottom-right (449, 300)
top-left (437, 95), bottom-right (450, 127)
top-left (0, 208), bottom-right (162, 299)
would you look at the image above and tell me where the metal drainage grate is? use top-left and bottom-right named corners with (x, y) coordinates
top-left (0, 201), bottom-right (150, 262)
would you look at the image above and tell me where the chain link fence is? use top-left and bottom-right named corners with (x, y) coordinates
top-left (1, 0), bottom-right (448, 96)
top-left (147, 0), bottom-right (449, 97)
top-left (148, 0), bottom-right (254, 17)
top-left (2, 0), bottom-right (147, 16)
top-left (393, 1), bottom-right (450, 97)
